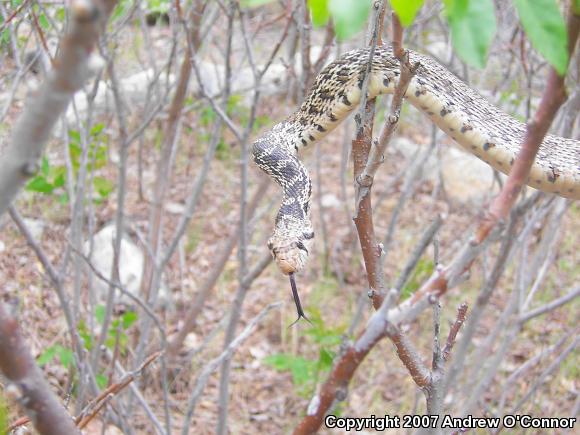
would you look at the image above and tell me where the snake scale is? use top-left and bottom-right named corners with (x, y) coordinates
top-left (253, 46), bottom-right (580, 284)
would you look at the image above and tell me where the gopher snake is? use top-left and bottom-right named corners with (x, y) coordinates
top-left (253, 46), bottom-right (579, 285)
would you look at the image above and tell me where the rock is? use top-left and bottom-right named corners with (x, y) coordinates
top-left (321, 193), bottom-right (341, 209)
top-left (440, 147), bottom-right (498, 202)
top-left (22, 217), bottom-right (45, 240)
top-left (84, 224), bottom-right (170, 307)
top-left (164, 201), bottom-right (186, 215)
top-left (391, 137), bottom-right (498, 202)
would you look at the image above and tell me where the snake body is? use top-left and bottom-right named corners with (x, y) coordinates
top-left (252, 46), bottom-right (580, 275)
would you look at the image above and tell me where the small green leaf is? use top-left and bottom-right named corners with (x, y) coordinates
top-left (122, 311), bottom-right (138, 329)
top-left (55, 8), bottom-right (66, 22)
top-left (93, 176), bottom-right (114, 198)
top-left (240, 0), bottom-right (275, 7)
top-left (90, 123), bottom-right (105, 136)
top-left (58, 192), bottom-right (69, 204)
top-left (95, 305), bottom-right (106, 325)
top-left (0, 395), bottom-right (8, 434)
top-left (52, 166), bottom-right (66, 188)
top-left (308, 0), bottom-right (330, 26)
top-left (263, 353), bottom-right (294, 371)
top-left (41, 157), bottom-right (50, 177)
top-left (289, 357), bottom-right (317, 385)
top-left (513, 0), bottom-right (568, 75)
top-left (37, 346), bottom-right (58, 366)
top-left (328, 0), bottom-right (372, 40)
top-left (318, 348), bottom-right (334, 370)
top-left (26, 176), bottom-right (54, 194)
top-left (444, 0), bottom-right (496, 69)
top-left (38, 13), bottom-right (50, 30)
top-left (58, 347), bottom-right (74, 369)
top-left (389, 0), bottom-right (425, 27)
top-left (96, 373), bottom-right (108, 389)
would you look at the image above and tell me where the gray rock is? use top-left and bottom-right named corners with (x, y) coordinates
top-left (84, 224), bottom-right (170, 308)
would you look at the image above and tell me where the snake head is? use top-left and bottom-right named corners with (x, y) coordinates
top-left (268, 221), bottom-right (314, 275)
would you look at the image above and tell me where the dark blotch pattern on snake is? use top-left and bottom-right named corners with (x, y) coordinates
top-left (252, 46), bottom-right (580, 275)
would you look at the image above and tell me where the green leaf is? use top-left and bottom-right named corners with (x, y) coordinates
top-left (78, 320), bottom-right (93, 350)
top-left (308, 0), bottom-right (330, 26)
top-left (389, 0), bottom-right (424, 27)
top-left (90, 122), bottom-right (105, 136)
top-left (38, 13), bottom-right (50, 30)
top-left (328, 0), bottom-right (372, 40)
top-left (513, 0), bottom-right (568, 75)
top-left (41, 157), bottom-right (50, 177)
top-left (263, 353), bottom-right (295, 370)
top-left (93, 176), bottom-right (114, 198)
top-left (240, 0), bottom-right (275, 7)
top-left (55, 8), bottom-right (66, 22)
top-left (289, 357), bottom-right (317, 385)
top-left (318, 348), bottom-right (334, 370)
top-left (95, 373), bottom-right (108, 389)
top-left (26, 176), bottom-right (54, 194)
top-left (444, 0), bottom-right (496, 69)
top-left (401, 258), bottom-right (434, 300)
top-left (37, 346), bottom-right (58, 366)
top-left (122, 311), bottom-right (138, 329)
top-left (57, 347), bottom-right (74, 369)
top-left (52, 166), bottom-right (66, 188)
top-left (0, 395), bottom-right (8, 435)
top-left (95, 305), bottom-right (106, 325)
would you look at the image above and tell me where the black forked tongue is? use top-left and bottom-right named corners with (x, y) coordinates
top-left (288, 273), bottom-right (312, 327)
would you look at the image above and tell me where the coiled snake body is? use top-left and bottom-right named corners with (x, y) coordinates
top-left (253, 46), bottom-right (580, 278)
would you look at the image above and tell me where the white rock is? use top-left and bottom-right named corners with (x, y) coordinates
top-left (23, 218), bottom-right (45, 240)
top-left (392, 137), bottom-right (497, 202)
top-left (320, 193), bottom-right (341, 209)
top-left (84, 224), bottom-right (170, 307)
top-left (164, 201), bottom-right (186, 215)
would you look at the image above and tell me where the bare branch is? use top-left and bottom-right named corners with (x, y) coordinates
top-left (0, 0), bottom-right (117, 217)
top-left (0, 303), bottom-right (80, 435)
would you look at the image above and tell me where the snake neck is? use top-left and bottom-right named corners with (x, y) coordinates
top-left (252, 124), bottom-right (314, 274)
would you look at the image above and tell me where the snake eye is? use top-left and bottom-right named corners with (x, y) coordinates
top-left (303, 231), bottom-right (314, 240)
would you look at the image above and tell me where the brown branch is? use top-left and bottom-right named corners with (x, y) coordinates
top-left (75, 351), bottom-right (162, 429)
top-left (0, 303), bottom-right (80, 435)
top-left (30, 9), bottom-right (53, 65)
top-left (390, 329), bottom-right (431, 388)
top-left (294, 7), bottom-right (424, 432)
top-left (476, 6), bottom-right (580, 243)
top-left (391, 12), bottom-right (404, 58)
top-left (351, 1), bottom-right (387, 309)
top-left (442, 303), bottom-right (468, 361)
top-left (8, 351), bottom-right (163, 432)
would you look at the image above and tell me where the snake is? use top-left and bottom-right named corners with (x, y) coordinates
top-left (252, 46), bottom-right (580, 314)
